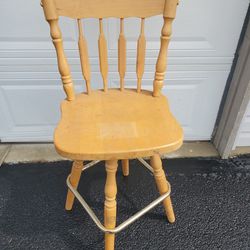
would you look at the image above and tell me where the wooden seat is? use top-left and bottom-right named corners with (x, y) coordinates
top-left (41, 0), bottom-right (181, 249)
top-left (55, 89), bottom-right (183, 160)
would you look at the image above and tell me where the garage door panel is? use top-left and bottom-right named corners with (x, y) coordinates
top-left (0, 68), bottom-right (228, 141)
top-left (108, 0), bottom-right (249, 57)
top-left (0, 1), bottom-right (77, 50)
top-left (0, 0), bottom-right (248, 142)
top-left (0, 85), bottom-right (64, 126)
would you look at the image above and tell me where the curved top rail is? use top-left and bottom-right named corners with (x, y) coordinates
top-left (45, 0), bottom-right (166, 19)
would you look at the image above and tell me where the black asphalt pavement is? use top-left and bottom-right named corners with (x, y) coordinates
top-left (0, 156), bottom-right (249, 249)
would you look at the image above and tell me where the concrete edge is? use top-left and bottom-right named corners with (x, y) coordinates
top-left (0, 142), bottom-right (220, 164)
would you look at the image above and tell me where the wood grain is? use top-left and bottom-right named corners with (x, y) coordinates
top-left (153, 0), bottom-right (179, 96)
top-left (136, 18), bottom-right (146, 93)
top-left (121, 159), bottom-right (129, 176)
top-left (153, 17), bottom-right (173, 97)
top-left (54, 89), bottom-right (183, 160)
top-left (48, 19), bottom-right (75, 101)
top-left (42, 0), bottom-right (75, 101)
top-left (41, 0), bottom-right (58, 20)
top-left (164, 0), bottom-right (179, 18)
top-left (98, 19), bottom-right (108, 92)
top-left (118, 18), bottom-right (126, 91)
top-left (104, 160), bottom-right (118, 250)
top-left (65, 161), bottom-right (83, 210)
top-left (77, 19), bottom-right (91, 94)
top-left (53, 0), bottom-right (166, 18)
top-left (150, 154), bottom-right (175, 223)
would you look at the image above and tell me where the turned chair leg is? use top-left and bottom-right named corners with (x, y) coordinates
top-left (104, 160), bottom-right (118, 250)
top-left (121, 159), bottom-right (129, 176)
top-left (150, 154), bottom-right (175, 223)
top-left (65, 161), bottom-right (83, 211)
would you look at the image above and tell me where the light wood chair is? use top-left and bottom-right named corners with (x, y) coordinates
top-left (41, 0), bottom-right (182, 249)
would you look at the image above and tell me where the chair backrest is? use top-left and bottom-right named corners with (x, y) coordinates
top-left (41, 0), bottom-right (179, 101)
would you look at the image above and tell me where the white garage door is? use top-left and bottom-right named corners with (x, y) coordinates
top-left (0, 0), bottom-right (249, 142)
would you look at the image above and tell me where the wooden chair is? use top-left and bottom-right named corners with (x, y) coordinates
top-left (41, 0), bottom-right (182, 249)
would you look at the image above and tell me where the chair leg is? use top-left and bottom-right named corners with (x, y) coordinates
top-left (65, 160), bottom-right (83, 211)
top-left (104, 160), bottom-right (118, 250)
top-left (121, 159), bottom-right (129, 176)
top-left (150, 154), bottom-right (175, 223)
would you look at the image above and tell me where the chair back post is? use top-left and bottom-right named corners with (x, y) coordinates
top-left (153, 0), bottom-right (178, 97)
top-left (42, 0), bottom-right (75, 101)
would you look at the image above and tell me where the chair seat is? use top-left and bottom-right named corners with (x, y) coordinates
top-left (54, 89), bottom-right (183, 160)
